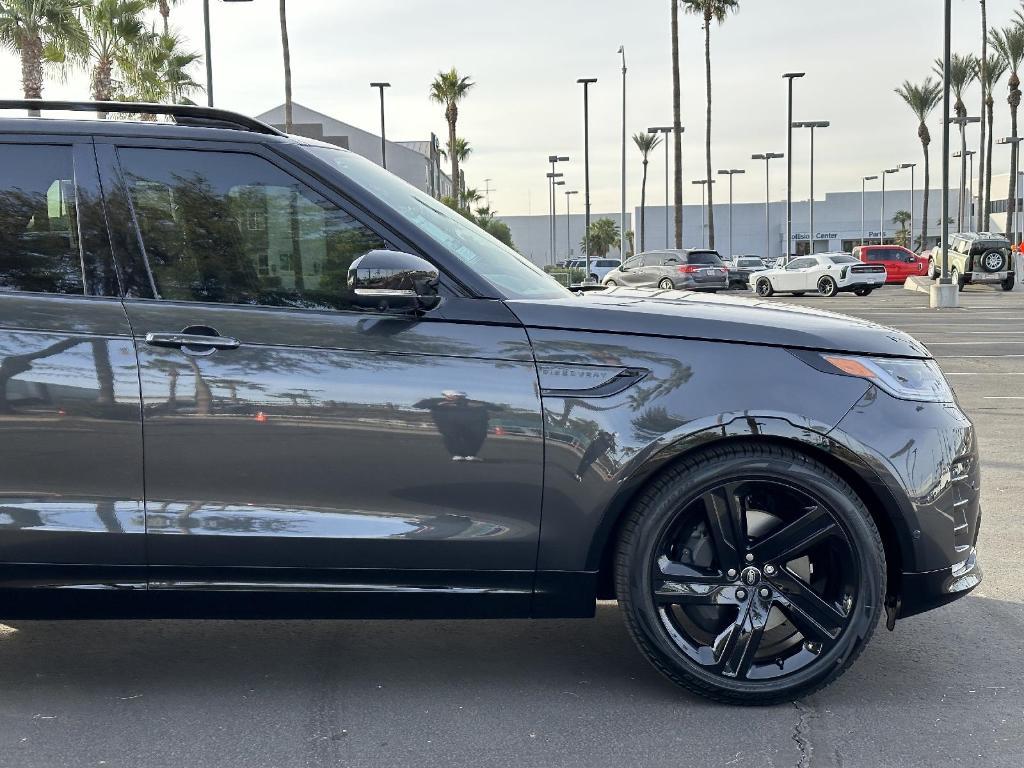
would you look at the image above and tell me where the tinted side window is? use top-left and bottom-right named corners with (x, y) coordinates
top-left (867, 250), bottom-right (888, 262)
top-left (0, 144), bottom-right (83, 295)
top-left (118, 148), bottom-right (386, 310)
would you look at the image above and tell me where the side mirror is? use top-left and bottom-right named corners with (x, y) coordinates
top-left (348, 250), bottom-right (441, 313)
top-left (619, 264), bottom-right (630, 272)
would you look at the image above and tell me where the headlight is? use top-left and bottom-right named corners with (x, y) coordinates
top-left (821, 354), bottom-right (955, 403)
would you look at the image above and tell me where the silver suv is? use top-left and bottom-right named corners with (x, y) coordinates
top-left (929, 232), bottom-right (1016, 291)
top-left (602, 249), bottom-right (729, 291)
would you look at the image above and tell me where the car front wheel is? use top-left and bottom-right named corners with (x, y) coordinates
top-left (755, 278), bottom-right (774, 297)
top-left (614, 442), bottom-right (885, 705)
top-left (605, 279), bottom-right (617, 286)
top-left (1003, 274), bottom-right (1016, 291)
top-left (817, 276), bottom-right (838, 297)
top-left (952, 266), bottom-right (964, 292)
top-left (659, 278), bottom-right (675, 290)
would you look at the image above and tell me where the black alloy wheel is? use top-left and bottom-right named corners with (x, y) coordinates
top-left (615, 443), bottom-right (885, 705)
top-left (755, 278), bottom-right (774, 297)
top-left (817, 276), bottom-right (838, 297)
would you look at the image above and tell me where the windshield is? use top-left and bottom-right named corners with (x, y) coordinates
top-left (737, 258), bottom-right (763, 267)
top-left (305, 146), bottom-right (569, 300)
top-left (828, 254), bottom-right (858, 264)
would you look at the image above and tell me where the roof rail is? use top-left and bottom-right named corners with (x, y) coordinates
top-left (0, 100), bottom-right (285, 136)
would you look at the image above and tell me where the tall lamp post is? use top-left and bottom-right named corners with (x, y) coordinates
top-left (899, 163), bottom-right (917, 247)
top-left (546, 170), bottom-right (564, 265)
top-left (552, 179), bottom-right (565, 262)
top-left (998, 137), bottom-right (1022, 243)
top-left (649, 126), bottom-right (682, 248)
top-left (547, 156), bottom-right (569, 264)
top-left (949, 116), bottom-right (981, 230)
top-left (370, 82), bottom-right (391, 169)
top-left (861, 175), bottom-right (878, 245)
top-left (577, 77), bottom-right (598, 273)
top-left (204, 0), bottom-right (254, 108)
top-left (717, 169), bottom-right (745, 258)
top-left (752, 152), bottom-right (784, 261)
top-left (952, 149), bottom-right (976, 230)
top-left (618, 46), bottom-right (627, 260)
top-left (881, 168), bottom-right (899, 246)
top-left (565, 190), bottom-right (579, 259)
top-left (783, 72), bottom-right (806, 263)
top-left (792, 120), bottom-right (830, 255)
top-left (691, 180), bottom-right (713, 247)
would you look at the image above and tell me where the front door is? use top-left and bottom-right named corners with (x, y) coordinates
top-left (0, 138), bottom-right (144, 595)
top-left (99, 141), bottom-right (543, 599)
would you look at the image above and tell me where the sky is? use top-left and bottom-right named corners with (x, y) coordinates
top-left (1, 0), bottom-right (1020, 217)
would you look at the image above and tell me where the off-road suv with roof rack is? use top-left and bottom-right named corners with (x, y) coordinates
top-left (927, 232), bottom-right (1016, 291)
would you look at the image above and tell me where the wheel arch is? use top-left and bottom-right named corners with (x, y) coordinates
top-left (591, 430), bottom-right (909, 604)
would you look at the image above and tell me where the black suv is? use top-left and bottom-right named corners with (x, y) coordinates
top-left (0, 102), bottom-right (981, 705)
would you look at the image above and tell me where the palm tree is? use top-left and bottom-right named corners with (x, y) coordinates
top-left (633, 132), bottom-right (662, 252)
top-left (933, 53), bottom-right (978, 229)
top-left (670, 0), bottom-right (683, 248)
top-left (156, 0), bottom-right (185, 35)
top-left (120, 29), bottom-right (202, 107)
top-left (990, 24), bottom-right (1024, 238)
top-left (279, 0), bottom-right (293, 132)
top-left (980, 51), bottom-right (1008, 230)
top-left (680, 0), bottom-right (739, 250)
top-left (978, 0), bottom-right (988, 232)
top-left (441, 136), bottom-right (472, 165)
top-left (581, 217), bottom-right (620, 258)
top-left (895, 78), bottom-right (942, 250)
top-left (892, 210), bottom-right (912, 246)
top-left (0, 0), bottom-right (87, 113)
top-left (430, 68), bottom-right (475, 208)
top-left (81, 0), bottom-right (150, 115)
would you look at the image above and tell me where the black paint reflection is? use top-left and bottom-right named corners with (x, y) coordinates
top-left (415, 391), bottom-right (502, 461)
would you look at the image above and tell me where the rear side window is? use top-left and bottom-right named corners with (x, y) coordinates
top-left (117, 147), bottom-right (386, 311)
top-left (0, 144), bottom-right (82, 295)
top-left (687, 250), bottom-right (723, 265)
top-left (867, 250), bottom-right (889, 262)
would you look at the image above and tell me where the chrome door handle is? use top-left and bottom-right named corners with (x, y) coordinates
top-left (145, 332), bottom-right (240, 351)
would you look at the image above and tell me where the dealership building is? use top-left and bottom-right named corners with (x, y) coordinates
top-left (500, 187), bottom-right (963, 268)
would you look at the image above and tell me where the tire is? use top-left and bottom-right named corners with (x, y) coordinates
top-left (659, 278), bottom-right (675, 290)
top-left (853, 287), bottom-right (873, 297)
top-left (928, 258), bottom-right (936, 279)
top-left (590, 273), bottom-right (599, 283)
top-left (614, 442), bottom-right (886, 706)
top-left (755, 278), bottom-right (774, 297)
top-left (792, 292), bottom-right (806, 297)
top-left (979, 249), bottom-right (1007, 273)
top-left (952, 266), bottom-right (964, 292)
top-left (605, 279), bottom-right (617, 287)
top-left (817, 276), bottom-right (838, 297)
top-left (1003, 274), bottom-right (1016, 291)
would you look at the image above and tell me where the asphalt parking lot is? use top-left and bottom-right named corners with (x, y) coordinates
top-left (0, 286), bottom-right (1021, 768)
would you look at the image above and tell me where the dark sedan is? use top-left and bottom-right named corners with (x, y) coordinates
top-left (0, 100), bottom-right (982, 706)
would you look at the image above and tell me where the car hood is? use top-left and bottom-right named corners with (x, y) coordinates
top-left (507, 287), bottom-right (930, 358)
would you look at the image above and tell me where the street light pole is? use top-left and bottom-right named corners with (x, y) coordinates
top-left (998, 137), bottom-right (1023, 242)
top-left (752, 152), bottom-right (784, 260)
top-left (783, 73), bottom-right (806, 263)
top-left (949, 116), bottom-right (981, 230)
top-left (953, 150), bottom-right (976, 230)
top-left (900, 163), bottom-right (917, 247)
top-left (565, 189), bottom-right (578, 258)
top-left (692, 180), bottom-right (712, 247)
top-left (717, 169), bottom-right (745, 258)
top-left (547, 156), bottom-right (569, 264)
top-left (578, 78), bottom-right (598, 274)
top-left (793, 121), bottom-right (830, 255)
top-left (862, 175), bottom-right (878, 245)
top-left (619, 46), bottom-right (627, 260)
top-left (882, 168), bottom-right (899, 246)
top-left (370, 83), bottom-right (391, 169)
top-left (205, 0), bottom-right (255, 108)
top-left (552, 179), bottom-right (565, 262)
top-left (649, 126), bottom-right (682, 249)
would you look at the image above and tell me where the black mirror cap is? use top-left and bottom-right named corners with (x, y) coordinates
top-left (348, 250), bottom-right (441, 313)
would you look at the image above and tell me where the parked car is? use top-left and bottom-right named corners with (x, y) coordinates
top-left (567, 258), bottom-right (621, 282)
top-left (751, 253), bottom-right (887, 297)
top-left (851, 245), bottom-right (929, 284)
top-left (727, 255), bottom-right (767, 289)
top-left (0, 101), bottom-right (981, 705)
top-left (925, 232), bottom-right (1016, 291)
top-left (603, 249), bottom-right (729, 291)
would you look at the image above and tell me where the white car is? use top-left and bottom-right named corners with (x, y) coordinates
top-left (568, 258), bottom-right (621, 282)
top-left (749, 253), bottom-right (887, 298)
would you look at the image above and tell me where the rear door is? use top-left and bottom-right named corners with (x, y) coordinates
top-left (867, 248), bottom-right (902, 281)
top-left (96, 138), bottom-right (543, 599)
top-left (0, 135), bottom-right (145, 592)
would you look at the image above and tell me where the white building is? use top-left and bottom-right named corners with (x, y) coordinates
top-left (257, 103), bottom-right (455, 199)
